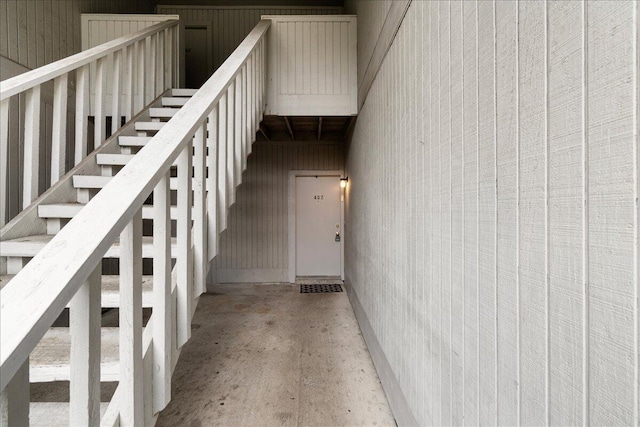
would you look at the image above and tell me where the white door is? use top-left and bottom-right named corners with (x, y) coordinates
top-left (295, 176), bottom-right (342, 277)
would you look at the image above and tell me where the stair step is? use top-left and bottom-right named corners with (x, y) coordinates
top-left (171, 88), bottom-right (197, 97)
top-left (30, 402), bottom-right (109, 426)
top-left (1, 275), bottom-right (154, 308)
top-left (96, 153), bottom-right (135, 166)
top-left (135, 121), bottom-right (165, 132)
top-left (149, 107), bottom-right (180, 118)
top-left (30, 327), bottom-right (121, 382)
top-left (119, 136), bottom-right (152, 147)
top-left (39, 203), bottom-right (179, 221)
top-left (73, 175), bottom-right (178, 190)
top-left (0, 234), bottom-right (177, 258)
top-left (162, 97), bottom-right (189, 107)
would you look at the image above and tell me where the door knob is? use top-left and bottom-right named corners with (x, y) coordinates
top-left (335, 232), bottom-right (341, 242)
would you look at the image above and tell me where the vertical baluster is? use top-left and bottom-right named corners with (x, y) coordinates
top-left (258, 39), bottom-right (264, 119)
top-left (0, 359), bottom-right (29, 425)
top-left (207, 107), bottom-right (218, 259)
top-left (177, 141), bottom-right (193, 346)
top-left (94, 57), bottom-right (106, 148)
top-left (75, 65), bottom-right (89, 165)
top-left (69, 265), bottom-right (101, 425)
top-left (136, 39), bottom-right (146, 112)
top-left (217, 96), bottom-right (228, 232)
top-left (241, 66), bottom-right (247, 171)
top-left (124, 44), bottom-right (135, 122)
top-left (227, 83), bottom-right (236, 204)
top-left (235, 74), bottom-right (243, 182)
top-left (23, 86), bottom-right (40, 208)
top-left (164, 28), bottom-right (173, 91)
top-left (150, 34), bottom-right (157, 100)
top-left (51, 74), bottom-right (68, 185)
top-left (0, 98), bottom-right (9, 226)
top-left (253, 50), bottom-right (258, 136)
top-left (248, 54), bottom-right (255, 155)
top-left (193, 123), bottom-right (207, 296)
top-left (153, 173), bottom-right (171, 412)
top-left (120, 210), bottom-right (144, 425)
top-left (157, 31), bottom-right (165, 94)
top-left (112, 49), bottom-right (122, 135)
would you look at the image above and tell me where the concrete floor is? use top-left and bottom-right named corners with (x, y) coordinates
top-left (156, 283), bottom-right (395, 427)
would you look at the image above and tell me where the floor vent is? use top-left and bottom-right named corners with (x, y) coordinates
top-left (300, 284), bottom-right (343, 293)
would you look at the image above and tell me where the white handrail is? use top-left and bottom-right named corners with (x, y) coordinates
top-left (0, 20), bottom-right (178, 100)
top-left (0, 19), bottom-right (270, 424)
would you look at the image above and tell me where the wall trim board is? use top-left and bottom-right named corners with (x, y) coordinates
top-left (357, 0), bottom-right (411, 110)
top-left (288, 169), bottom-right (344, 283)
top-left (209, 268), bottom-right (289, 285)
top-left (345, 280), bottom-right (419, 427)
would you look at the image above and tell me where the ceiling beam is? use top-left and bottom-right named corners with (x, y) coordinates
top-left (283, 116), bottom-right (295, 140)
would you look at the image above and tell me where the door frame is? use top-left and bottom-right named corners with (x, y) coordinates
top-left (183, 22), bottom-right (214, 87)
top-left (288, 170), bottom-right (345, 283)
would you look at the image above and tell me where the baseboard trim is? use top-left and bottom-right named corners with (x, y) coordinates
top-left (345, 281), bottom-right (419, 427)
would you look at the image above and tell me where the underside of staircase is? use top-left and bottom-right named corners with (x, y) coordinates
top-left (0, 88), bottom-right (232, 425)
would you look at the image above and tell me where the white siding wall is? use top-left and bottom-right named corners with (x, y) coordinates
top-left (344, 1), bottom-right (639, 425)
top-left (156, 5), bottom-right (343, 73)
top-left (210, 140), bottom-right (344, 285)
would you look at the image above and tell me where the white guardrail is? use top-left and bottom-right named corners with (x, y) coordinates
top-left (0, 18), bottom-right (269, 426)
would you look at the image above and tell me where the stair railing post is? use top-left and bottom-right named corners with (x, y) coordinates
top-left (193, 123), bottom-right (207, 296)
top-left (152, 173), bottom-right (172, 412)
top-left (135, 38), bottom-right (146, 113)
top-left (164, 28), bottom-right (173, 92)
top-left (248, 52), bottom-right (256, 155)
top-left (112, 49), bottom-right (123, 135)
top-left (226, 84), bottom-right (236, 205)
top-left (124, 44), bottom-right (135, 122)
top-left (74, 65), bottom-right (90, 165)
top-left (94, 56), bottom-right (107, 148)
top-left (234, 75), bottom-right (242, 185)
top-left (207, 107), bottom-right (219, 260)
top-left (51, 74), bottom-right (68, 185)
top-left (157, 32), bottom-right (165, 94)
top-left (23, 85), bottom-right (41, 208)
top-left (150, 34), bottom-right (157, 101)
top-left (120, 209), bottom-right (144, 426)
top-left (177, 141), bottom-right (193, 347)
top-left (0, 359), bottom-right (29, 425)
top-left (240, 66), bottom-right (247, 172)
top-left (69, 265), bottom-right (102, 426)
top-left (217, 96), bottom-right (228, 233)
top-left (0, 98), bottom-right (9, 226)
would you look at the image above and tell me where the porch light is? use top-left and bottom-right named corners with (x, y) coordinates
top-left (340, 177), bottom-right (348, 189)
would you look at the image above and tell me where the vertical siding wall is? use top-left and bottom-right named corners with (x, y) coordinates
top-left (344, 1), bottom-right (639, 425)
top-left (156, 5), bottom-right (343, 73)
top-left (210, 140), bottom-right (343, 284)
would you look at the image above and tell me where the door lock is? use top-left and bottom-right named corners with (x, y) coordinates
top-left (335, 232), bottom-right (341, 242)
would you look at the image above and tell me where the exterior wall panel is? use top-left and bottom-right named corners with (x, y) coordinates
top-left (344, 1), bottom-right (639, 425)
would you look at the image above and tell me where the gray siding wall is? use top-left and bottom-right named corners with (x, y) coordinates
top-left (210, 140), bottom-right (344, 285)
top-left (344, 1), bottom-right (639, 426)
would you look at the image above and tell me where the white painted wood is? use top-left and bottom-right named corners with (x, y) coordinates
top-left (218, 96), bottom-right (228, 233)
top-left (241, 67), bottom-right (247, 172)
top-left (177, 142), bottom-right (193, 347)
top-left (75, 64), bottom-right (90, 166)
top-left (150, 33), bottom-right (158, 99)
top-left (0, 359), bottom-right (28, 426)
top-left (94, 56), bottom-right (107, 148)
top-left (125, 44), bottom-right (135, 121)
top-left (263, 15), bottom-right (357, 116)
top-left (153, 173), bottom-right (172, 412)
top-left (23, 86), bottom-right (41, 208)
top-left (0, 98), bottom-right (8, 227)
top-left (135, 38), bottom-right (146, 113)
top-left (119, 210), bottom-right (144, 426)
top-left (69, 265), bottom-right (101, 426)
top-left (193, 124), bottom-right (207, 296)
top-left (207, 108), bottom-right (219, 259)
top-left (227, 85), bottom-right (236, 205)
top-left (50, 74), bottom-right (68, 185)
top-left (112, 49), bottom-right (122, 134)
top-left (234, 75), bottom-right (243, 184)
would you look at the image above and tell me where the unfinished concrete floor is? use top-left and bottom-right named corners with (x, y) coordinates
top-left (156, 283), bottom-right (395, 427)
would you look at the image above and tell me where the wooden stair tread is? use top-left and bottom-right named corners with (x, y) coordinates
top-left (30, 327), bottom-right (121, 382)
top-left (118, 136), bottom-right (152, 147)
top-left (1, 274), bottom-right (154, 307)
top-left (39, 203), bottom-right (179, 220)
top-left (0, 234), bottom-right (177, 258)
top-left (171, 88), bottom-right (197, 97)
top-left (149, 107), bottom-right (180, 118)
top-left (73, 175), bottom-right (178, 190)
top-left (135, 121), bottom-right (166, 131)
top-left (161, 97), bottom-right (189, 107)
top-left (30, 402), bottom-right (109, 426)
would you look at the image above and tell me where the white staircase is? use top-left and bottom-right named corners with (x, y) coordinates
top-left (1, 19), bottom-right (270, 426)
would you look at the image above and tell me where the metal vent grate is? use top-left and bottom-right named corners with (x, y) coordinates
top-left (300, 284), bottom-right (343, 293)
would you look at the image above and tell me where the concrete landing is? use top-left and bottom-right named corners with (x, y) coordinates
top-left (156, 283), bottom-right (395, 427)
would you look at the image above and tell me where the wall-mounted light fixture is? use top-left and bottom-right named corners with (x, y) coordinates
top-left (340, 177), bottom-right (348, 189)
